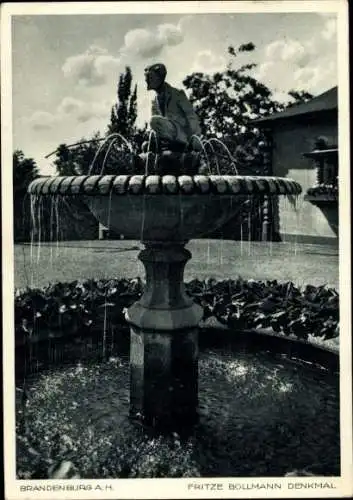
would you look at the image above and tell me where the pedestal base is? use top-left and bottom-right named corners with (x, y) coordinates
top-left (126, 242), bottom-right (202, 433)
top-left (130, 327), bottom-right (198, 432)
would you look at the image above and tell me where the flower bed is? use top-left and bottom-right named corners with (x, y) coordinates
top-left (15, 277), bottom-right (339, 349)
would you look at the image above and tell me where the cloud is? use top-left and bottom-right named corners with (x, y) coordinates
top-left (265, 39), bottom-right (311, 67)
top-left (62, 45), bottom-right (121, 87)
top-left (121, 22), bottom-right (183, 59)
top-left (24, 111), bottom-right (59, 131)
top-left (57, 96), bottom-right (84, 115)
top-left (294, 59), bottom-right (337, 90)
top-left (76, 100), bottom-right (112, 123)
top-left (191, 50), bottom-right (226, 73)
top-left (255, 15), bottom-right (337, 98)
top-left (24, 96), bottom-right (113, 131)
top-left (322, 18), bottom-right (337, 41)
top-left (62, 19), bottom-right (186, 87)
top-left (254, 61), bottom-right (275, 81)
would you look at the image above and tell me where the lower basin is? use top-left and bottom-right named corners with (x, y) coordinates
top-left (16, 336), bottom-right (339, 479)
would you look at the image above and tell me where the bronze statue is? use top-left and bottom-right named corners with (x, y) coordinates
top-left (139, 63), bottom-right (202, 174)
top-left (144, 63), bottom-right (202, 151)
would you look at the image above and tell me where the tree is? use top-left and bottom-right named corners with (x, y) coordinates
top-left (13, 150), bottom-right (40, 241)
top-left (183, 43), bottom-right (313, 174)
top-left (13, 150), bottom-right (39, 194)
top-left (52, 67), bottom-right (145, 176)
top-left (107, 66), bottom-right (138, 139)
top-left (287, 90), bottom-right (314, 107)
top-left (53, 132), bottom-right (102, 176)
top-left (184, 43), bottom-right (313, 138)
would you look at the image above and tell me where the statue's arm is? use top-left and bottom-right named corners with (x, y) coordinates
top-left (151, 98), bottom-right (159, 116)
top-left (178, 90), bottom-right (202, 137)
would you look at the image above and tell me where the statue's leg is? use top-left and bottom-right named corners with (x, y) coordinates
top-left (150, 116), bottom-right (186, 145)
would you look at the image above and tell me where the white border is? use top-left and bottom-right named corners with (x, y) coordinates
top-left (1, 1), bottom-right (352, 499)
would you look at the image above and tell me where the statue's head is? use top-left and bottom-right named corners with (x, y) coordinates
top-left (144, 63), bottom-right (167, 91)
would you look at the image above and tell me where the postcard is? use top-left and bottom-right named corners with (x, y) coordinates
top-left (1, 1), bottom-right (352, 499)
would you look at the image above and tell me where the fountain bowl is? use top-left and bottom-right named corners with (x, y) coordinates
top-left (28, 174), bottom-right (302, 241)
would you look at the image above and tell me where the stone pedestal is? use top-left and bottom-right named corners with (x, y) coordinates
top-left (126, 242), bottom-right (203, 433)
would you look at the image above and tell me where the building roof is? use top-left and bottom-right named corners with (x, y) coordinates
top-left (254, 86), bottom-right (338, 126)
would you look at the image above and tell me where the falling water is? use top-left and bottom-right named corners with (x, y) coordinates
top-left (258, 199), bottom-right (262, 244)
top-left (100, 137), bottom-right (119, 175)
top-left (102, 189), bottom-right (113, 359)
top-left (145, 130), bottom-right (159, 175)
top-left (202, 140), bottom-right (220, 175)
top-left (36, 197), bottom-right (43, 265)
top-left (88, 134), bottom-right (118, 175)
top-left (187, 135), bottom-right (212, 173)
top-left (220, 235), bottom-right (224, 265)
top-left (294, 195), bottom-right (298, 256)
top-left (279, 196), bottom-right (288, 245)
top-left (208, 138), bottom-right (239, 175)
top-left (240, 222), bottom-right (244, 257)
top-left (207, 239), bottom-right (211, 267)
top-left (100, 134), bottom-right (135, 175)
top-left (113, 133), bottom-right (134, 158)
top-left (21, 246), bottom-right (30, 290)
top-left (247, 195), bottom-right (252, 257)
top-left (55, 197), bottom-right (60, 257)
top-left (102, 286), bottom-right (108, 360)
top-left (30, 195), bottom-right (36, 268)
top-left (50, 196), bottom-right (54, 266)
top-left (89, 133), bottom-right (134, 175)
top-left (294, 194), bottom-right (303, 256)
top-left (269, 197), bottom-right (274, 257)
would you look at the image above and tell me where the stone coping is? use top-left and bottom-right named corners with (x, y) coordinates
top-left (198, 321), bottom-right (339, 374)
top-left (200, 317), bottom-right (339, 354)
top-left (16, 321), bottom-right (338, 374)
top-left (28, 175), bottom-right (302, 196)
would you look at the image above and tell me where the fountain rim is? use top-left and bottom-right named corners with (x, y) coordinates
top-left (14, 323), bottom-right (338, 375)
top-left (28, 174), bottom-right (302, 196)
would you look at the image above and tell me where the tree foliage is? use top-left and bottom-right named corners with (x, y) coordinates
top-left (182, 43), bottom-right (313, 174)
top-left (13, 150), bottom-right (39, 194)
top-left (53, 67), bottom-right (146, 176)
top-left (53, 132), bottom-right (102, 176)
top-left (107, 66), bottom-right (138, 139)
top-left (13, 150), bottom-right (40, 241)
top-left (183, 43), bottom-right (312, 141)
top-left (287, 90), bottom-right (315, 107)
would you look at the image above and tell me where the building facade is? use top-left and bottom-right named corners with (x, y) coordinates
top-left (255, 87), bottom-right (338, 245)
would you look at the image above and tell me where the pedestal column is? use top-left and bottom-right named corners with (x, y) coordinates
top-left (126, 242), bottom-right (203, 433)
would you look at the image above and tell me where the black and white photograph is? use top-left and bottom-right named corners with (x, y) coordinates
top-left (1, 1), bottom-right (352, 498)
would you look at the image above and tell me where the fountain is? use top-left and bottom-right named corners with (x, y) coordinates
top-left (28, 171), bottom-right (302, 433)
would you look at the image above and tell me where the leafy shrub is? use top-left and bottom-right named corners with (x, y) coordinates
top-left (306, 184), bottom-right (338, 199)
top-left (15, 277), bottom-right (339, 344)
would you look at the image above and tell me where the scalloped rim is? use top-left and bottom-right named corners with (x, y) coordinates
top-left (28, 175), bottom-right (302, 196)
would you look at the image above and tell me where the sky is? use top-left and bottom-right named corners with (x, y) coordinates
top-left (11, 9), bottom-right (338, 174)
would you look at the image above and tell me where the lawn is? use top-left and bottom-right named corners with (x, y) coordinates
top-left (14, 239), bottom-right (339, 290)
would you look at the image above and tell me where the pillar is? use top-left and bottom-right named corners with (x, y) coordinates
top-left (125, 242), bottom-right (203, 433)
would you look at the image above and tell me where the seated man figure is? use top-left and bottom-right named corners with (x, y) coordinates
top-left (144, 63), bottom-right (202, 152)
